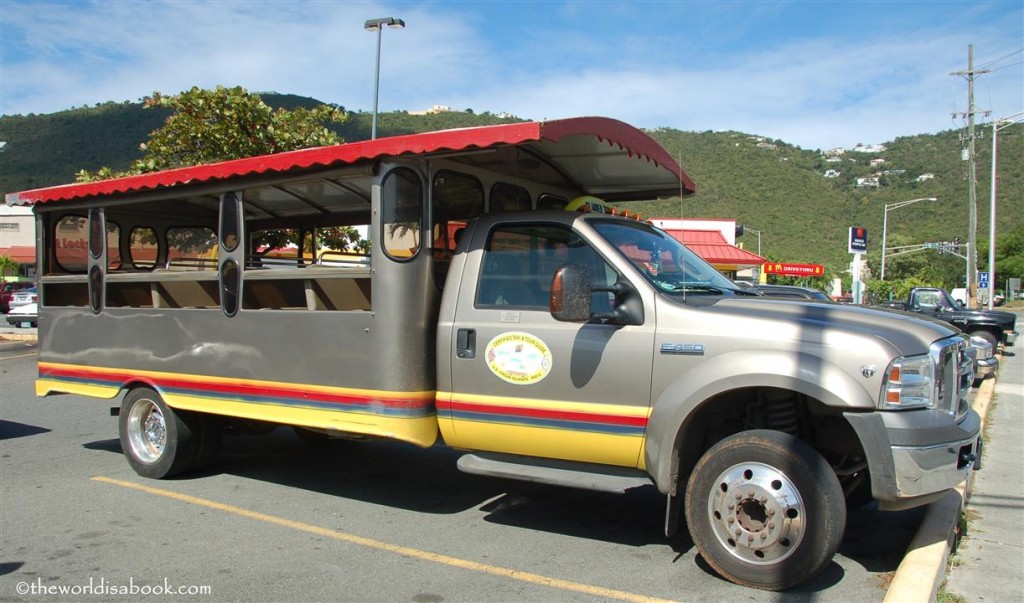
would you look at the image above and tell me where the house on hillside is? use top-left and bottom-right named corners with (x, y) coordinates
top-left (856, 177), bottom-right (880, 188)
top-left (916, 173), bottom-right (936, 182)
top-left (407, 105), bottom-right (453, 116)
top-left (824, 169), bottom-right (841, 178)
top-left (870, 158), bottom-right (886, 168)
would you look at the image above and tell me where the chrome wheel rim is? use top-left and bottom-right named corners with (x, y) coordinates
top-left (707, 461), bottom-right (805, 565)
top-left (127, 398), bottom-right (166, 463)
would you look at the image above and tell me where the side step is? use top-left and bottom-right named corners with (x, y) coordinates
top-left (457, 452), bottom-right (654, 494)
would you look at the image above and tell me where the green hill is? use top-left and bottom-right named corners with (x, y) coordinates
top-left (2, 95), bottom-right (1020, 280)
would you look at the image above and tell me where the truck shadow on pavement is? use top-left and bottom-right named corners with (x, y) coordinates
top-left (0, 419), bottom-right (50, 440)
top-left (83, 426), bottom-right (923, 593)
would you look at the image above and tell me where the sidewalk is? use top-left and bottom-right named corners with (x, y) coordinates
top-left (943, 346), bottom-right (1024, 601)
top-left (885, 339), bottom-right (1024, 603)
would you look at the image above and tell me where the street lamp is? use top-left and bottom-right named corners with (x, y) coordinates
top-left (987, 112), bottom-right (1023, 309)
top-left (744, 228), bottom-right (763, 257)
top-left (880, 197), bottom-right (938, 281)
top-left (364, 16), bottom-right (405, 140)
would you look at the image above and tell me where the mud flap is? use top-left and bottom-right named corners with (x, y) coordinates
top-left (664, 489), bottom-right (682, 537)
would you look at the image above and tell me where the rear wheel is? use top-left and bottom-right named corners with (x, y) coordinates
top-left (685, 430), bottom-right (846, 590)
top-left (119, 388), bottom-right (197, 479)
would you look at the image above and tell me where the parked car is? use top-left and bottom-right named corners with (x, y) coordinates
top-left (5, 302), bottom-right (37, 327)
top-left (0, 281), bottom-right (34, 313)
top-left (748, 284), bottom-right (833, 301)
top-left (7, 287), bottom-right (37, 311)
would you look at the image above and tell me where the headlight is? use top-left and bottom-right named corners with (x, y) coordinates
top-left (880, 354), bottom-right (934, 410)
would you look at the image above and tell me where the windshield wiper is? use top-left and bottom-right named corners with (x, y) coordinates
top-left (660, 282), bottom-right (727, 294)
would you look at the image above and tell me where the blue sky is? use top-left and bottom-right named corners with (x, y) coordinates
top-left (1, 0), bottom-right (1021, 150)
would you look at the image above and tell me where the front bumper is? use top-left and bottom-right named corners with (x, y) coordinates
top-left (975, 355), bottom-right (999, 380)
top-left (845, 408), bottom-right (981, 510)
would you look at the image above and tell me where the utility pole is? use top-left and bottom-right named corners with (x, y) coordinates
top-left (951, 45), bottom-right (991, 308)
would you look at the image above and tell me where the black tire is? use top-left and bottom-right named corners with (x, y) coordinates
top-left (119, 388), bottom-right (198, 479)
top-left (684, 430), bottom-right (846, 591)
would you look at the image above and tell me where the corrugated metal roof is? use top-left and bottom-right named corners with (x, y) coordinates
top-left (6, 117), bottom-right (695, 207)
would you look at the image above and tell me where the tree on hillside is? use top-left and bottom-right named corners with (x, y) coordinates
top-left (75, 86), bottom-right (367, 254)
top-left (983, 226), bottom-right (1024, 289)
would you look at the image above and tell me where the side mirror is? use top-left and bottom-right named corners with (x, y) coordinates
top-left (550, 265), bottom-right (592, 322)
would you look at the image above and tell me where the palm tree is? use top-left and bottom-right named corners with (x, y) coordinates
top-left (0, 255), bottom-right (19, 280)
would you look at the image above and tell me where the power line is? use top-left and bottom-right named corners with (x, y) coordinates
top-left (976, 48), bottom-right (1023, 70)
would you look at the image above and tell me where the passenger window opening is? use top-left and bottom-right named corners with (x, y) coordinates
top-left (433, 170), bottom-right (484, 287)
top-left (382, 168), bottom-right (423, 261)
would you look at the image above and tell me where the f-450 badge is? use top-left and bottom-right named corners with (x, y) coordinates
top-left (660, 343), bottom-right (705, 356)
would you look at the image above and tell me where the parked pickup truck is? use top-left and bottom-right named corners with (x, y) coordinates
top-left (877, 287), bottom-right (1018, 351)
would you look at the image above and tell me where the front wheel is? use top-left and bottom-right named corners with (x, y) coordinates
top-left (970, 330), bottom-right (999, 353)
top-left (119, 387), bottom-right (198, 479)
top-left (684, 430), bottom-right (846, 591)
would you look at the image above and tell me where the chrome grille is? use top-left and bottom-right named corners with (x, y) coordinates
top-left (929, 336), bottom-right (972, 418)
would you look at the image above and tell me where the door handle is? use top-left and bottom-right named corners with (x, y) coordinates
top-left (456, 329), bottom-right (476, 359)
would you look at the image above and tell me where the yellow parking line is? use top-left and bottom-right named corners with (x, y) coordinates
top-left (93, 476), bottom-right (676, 603)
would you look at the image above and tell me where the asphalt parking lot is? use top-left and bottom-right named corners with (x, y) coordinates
top-left (1, 337), bottom-right (937, 603)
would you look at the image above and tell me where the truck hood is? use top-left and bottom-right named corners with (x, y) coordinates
top-left (711, 298), bottom-right (956, 356)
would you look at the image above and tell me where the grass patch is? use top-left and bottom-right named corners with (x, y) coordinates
top-left (936, 585), bottom-right (967, 603)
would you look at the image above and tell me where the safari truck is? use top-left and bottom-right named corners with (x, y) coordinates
top-left (7, 118), bottom-right (982, 590)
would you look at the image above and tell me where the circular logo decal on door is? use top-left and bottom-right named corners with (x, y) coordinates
top-left (485, 332), bottom-right (553, 385)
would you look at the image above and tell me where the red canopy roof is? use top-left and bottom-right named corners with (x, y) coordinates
top-left (661, 229), bottom-right (766, 267)
top-left (0, 245), bottom-right (35, 263)
top-left (6, 117), bottom-right (695, 207)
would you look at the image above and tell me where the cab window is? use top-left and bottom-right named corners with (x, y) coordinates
top-left (476, 224), bottom-right (616, 312)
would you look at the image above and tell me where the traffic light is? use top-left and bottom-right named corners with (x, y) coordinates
top-left (953, 237), bottom-right (961, 246)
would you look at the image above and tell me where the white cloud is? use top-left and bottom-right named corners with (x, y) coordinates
top-left (1, 0), bottom-right (1021, 150)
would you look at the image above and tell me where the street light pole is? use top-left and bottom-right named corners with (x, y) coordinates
top-left (745, 228), bottom-right (762, 257)
top-left (364, 17), bottom-right (405, 140)
top-left (987, 112), bottom-right (1023, 309)
top-left (880, 197), bottom-right (938, 281)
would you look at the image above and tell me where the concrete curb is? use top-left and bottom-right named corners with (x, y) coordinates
top-left (883, 366), bottom-right (997, 603)
top-left (0, 333), bottom-right (38, 342)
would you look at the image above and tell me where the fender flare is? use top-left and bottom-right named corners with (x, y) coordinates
top-left (644, 349), bottom-right (876, 493)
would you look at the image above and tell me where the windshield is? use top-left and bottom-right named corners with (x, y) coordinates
top-left (589, 219), bottom-right (742, 295)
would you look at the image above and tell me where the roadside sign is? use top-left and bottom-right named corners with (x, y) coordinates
top-left (979, 272), bottom-right (989, 288)
top-left (763, 263), bottom-right (825, 277)
top-left (849, 227), bottom-right (868, 254)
